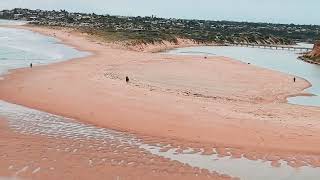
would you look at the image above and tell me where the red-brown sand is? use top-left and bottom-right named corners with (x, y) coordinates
top-left (1, 25), bottom-right (320, 170)
top-left (0, 118), bottom-right (229, 180)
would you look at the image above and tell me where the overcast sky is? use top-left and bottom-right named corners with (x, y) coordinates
top-left (0, 0), bottom-right (319, 25)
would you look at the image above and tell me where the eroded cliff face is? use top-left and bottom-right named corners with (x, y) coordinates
top-left (307, 41), bottom-right (320, 58)
top-left (299, 41), bottom-right (320, 64)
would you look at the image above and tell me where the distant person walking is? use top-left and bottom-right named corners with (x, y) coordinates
top-left (126, 76), bottom-right (130, 83)
top-left (293, 77), bottom-right (296, 83)
top-left (30, 63), bottom-right (33, 68)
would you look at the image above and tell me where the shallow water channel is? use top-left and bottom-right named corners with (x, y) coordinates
top-left (0, 20), bottom-right (319, 179)
top-left (166, 44), bottom-right (320, 107)
top-left (1, 100), bottom-right (319, 180)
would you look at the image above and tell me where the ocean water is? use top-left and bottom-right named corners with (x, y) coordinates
top-left (165, 45), bottom-right (320, 107)
top-left (0, 20), bottom-right (89, 76)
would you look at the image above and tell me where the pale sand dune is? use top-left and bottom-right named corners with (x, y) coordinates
top-left (0, 25), bottom-right (320, 170)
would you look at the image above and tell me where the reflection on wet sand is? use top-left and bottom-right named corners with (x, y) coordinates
top-left (1, 101), bottom-right (320, 180)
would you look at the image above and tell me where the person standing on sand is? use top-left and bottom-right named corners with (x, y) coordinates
top-left (30, 63), bottom-right (33, 68)
top-left (126, 76), bottom-right (130, 83)
top-left (294, 77), bottom-right (296, 82)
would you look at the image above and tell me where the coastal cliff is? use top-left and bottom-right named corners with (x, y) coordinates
top-left (308, 41), bottom-right (320, 58)
top-left (301, 41), bottom-right (320, 64)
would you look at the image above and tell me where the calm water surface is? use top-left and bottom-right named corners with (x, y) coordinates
top-left (0, 20), bottom-right (89, 76)
top-left (166, 45), bottom-right (320, 107)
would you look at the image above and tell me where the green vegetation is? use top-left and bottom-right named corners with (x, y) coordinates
top-left (82, 28), bottom-right (178, 45)
top-left (1, 8), bottom-right (320, 45)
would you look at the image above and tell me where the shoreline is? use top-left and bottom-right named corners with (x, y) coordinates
top-left (298, 56), bottom-right (320, 65)
top-left (1, 24), bottom-right (314, 103)
top-left (1, 25), bottom-right (320, 168)
top-left (0, 116), bottom-right (224, 180)
top-left (298, 41), bottom-right (320, 65)
top-left (3, 24), bottom-right (313, 106)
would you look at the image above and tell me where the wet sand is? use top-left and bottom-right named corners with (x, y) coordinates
top-left (0, 116), bottom-right (229, 180)
top-left (1, 25), bottom-right (320, 173)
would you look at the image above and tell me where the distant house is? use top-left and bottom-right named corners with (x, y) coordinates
top-left (13, 14), bottom-right (23, 19)
top-left (28, 16), bottom-right (38, 21)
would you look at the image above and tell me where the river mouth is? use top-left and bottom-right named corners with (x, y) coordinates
top-left (0, 21), bottom-right (320, 179)
top-left (1, 21), bottom-right (317, 108)
top-left (165, 45), bottom-right (320, 107)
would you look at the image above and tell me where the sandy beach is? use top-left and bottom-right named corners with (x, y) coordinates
top-left (1, 25), bottom-right (320, 178)
top-left (1, 116), bottom-right (229, 180)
